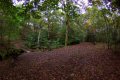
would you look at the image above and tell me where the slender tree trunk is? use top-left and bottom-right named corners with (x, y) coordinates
top-left (48, 17), bottom-right (50, 40)
top-left (102, 14), bottom-right (111, 49)
top-left (47, 13), bottom-right (51, 50)
top-left (37, 30), bottom-right (41, 48)
top-left (62, 0), bottom-right (70, 46)
top-left (0, 20), bottom-right (3, 46)
top-left (65, 14), bottom-right (69, 46)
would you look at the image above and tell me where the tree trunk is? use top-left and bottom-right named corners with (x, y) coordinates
top-left (37, 30), bottom-right (41, 48)
top-left (48, 17), bottom-right (50, 40)
top-left (65, 14), bottom-right (69, 46)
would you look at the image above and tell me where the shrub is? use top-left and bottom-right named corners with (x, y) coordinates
top-left (0, 48), bottom-right (24, 61)
top-left (25, 32), bottom-right (38, 48)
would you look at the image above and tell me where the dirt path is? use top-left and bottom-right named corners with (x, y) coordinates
top-left (0, 43), bottom-right (120, 80)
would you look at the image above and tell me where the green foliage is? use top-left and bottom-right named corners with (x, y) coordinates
top-left (0, 48), bottom-right (24, 60)
top-left (111, 0), bottom-right (120, 9)
top-left (0, 50), bottom-right (7, 60)
top-left (25, 32), bottom-right (38, 48)
top-left (0, 0), bottom-right (120, 53)
top-left (25, 28), bottom-right (61, 49)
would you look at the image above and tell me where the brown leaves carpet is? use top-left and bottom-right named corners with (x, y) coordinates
top-left (0, 43), bottom-right (120, 80)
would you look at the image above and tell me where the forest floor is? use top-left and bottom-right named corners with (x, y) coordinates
top-left (0, 42), bottom-right (120, 80)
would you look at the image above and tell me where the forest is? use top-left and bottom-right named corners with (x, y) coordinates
top-left (0, 0), bottom-right (120, 80)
